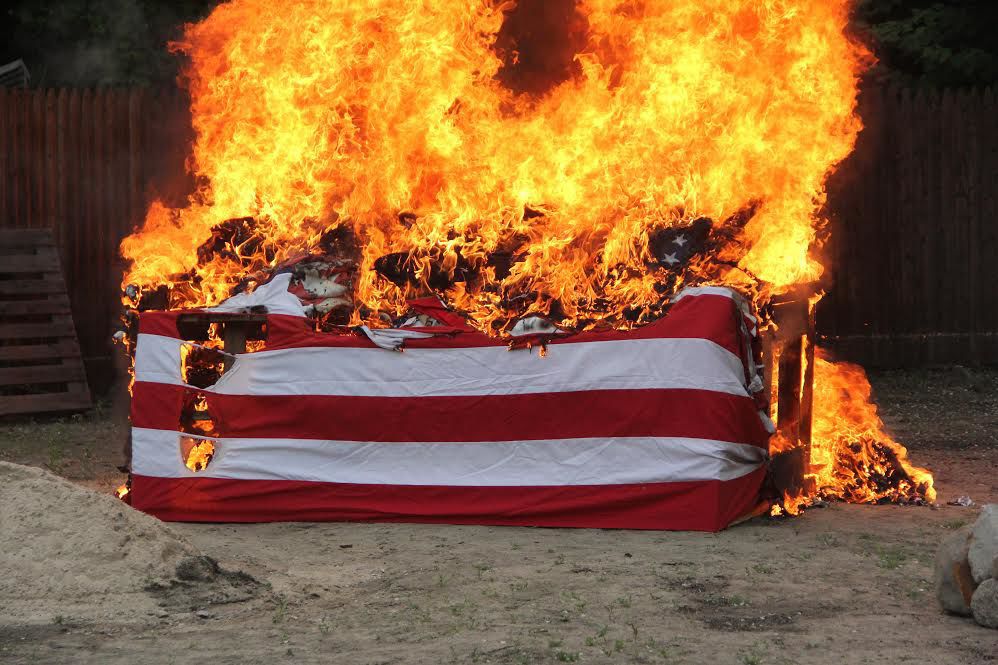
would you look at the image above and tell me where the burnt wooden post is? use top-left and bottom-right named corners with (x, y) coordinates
top-left (766, 286), bottom-right (817, 499)
top-left (800, 303), bottom-right (816, 460)
top-left (222, 322), bottom-right (248, 371)
top-left (175, 312), bottom-right (268, 374)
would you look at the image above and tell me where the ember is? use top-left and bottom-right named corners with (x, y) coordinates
top-left (119, 0), bottom-right (934, 515)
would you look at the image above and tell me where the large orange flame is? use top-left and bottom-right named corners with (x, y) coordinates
top-left (810, 351), bottom-right (935, 505)
top-left (121, 0), bottom-right (867, 327)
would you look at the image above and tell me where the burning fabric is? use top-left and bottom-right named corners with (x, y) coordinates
top-left (130, 286), bottom-right (769, 531)
top-left (118, 0), bottom-right (936, 524)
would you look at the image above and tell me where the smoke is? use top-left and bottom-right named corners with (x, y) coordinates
top-left (493, 0), bottom-right (589, 96)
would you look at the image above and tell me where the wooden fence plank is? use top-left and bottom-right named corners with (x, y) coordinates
top-left (0, 393), bottom-right (92, 417)
top-left (0, 88), bottom-right (7, 225)
top-left (55, 89), bottom-right (68, 263)
top-left (31, 90), bottom-right (44, 228)
top-left (0, 321), bottom-right (78, 339)
top-left (0, 296), bottom-right (72, 315)
top-left (0, 364), bottom-right (86, 386)
top-left (983, 88), bottom-right (998, 337)
top-left (128, 89), bottom-right (144, 231)
top-left (0, 228), bottom-right (57, 246)
top-left (1, 254), bottom-right (63, 272)
top-left (0, 341), bottom-right (81, 362)
top-left (0, 279), bottom-right (67, 295)
top-left (45, 89), bottom-right (57, 232)
top-left (10, 90), bottom-right (23, 226)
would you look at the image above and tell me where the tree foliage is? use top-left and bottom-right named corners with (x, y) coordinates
top-left (1, 0), bottom-right (216, 86)
top-left (855, 0), bottom-right (998, 87)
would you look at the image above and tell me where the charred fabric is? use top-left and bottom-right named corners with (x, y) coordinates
top-left (126, 202), bottom-right (759, 334)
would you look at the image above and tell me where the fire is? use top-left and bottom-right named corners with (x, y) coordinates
top-left (120, 0), bottom-right (866, 328)
top-left (118, 1), bottom-right (935, 512)
top-left (809, 351), bottom-right (935, 505)
top-left (181, 437), bottom-right (216, 472)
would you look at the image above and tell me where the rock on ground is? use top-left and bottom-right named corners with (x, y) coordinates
top-left (0, 462), bottom-right (214, 623)
top-left (936, 526), bottom-right (975, 616)
top-left (971, 578), bottom-right (998, 629)
top-left (969, 504), bottom-right (998, 584)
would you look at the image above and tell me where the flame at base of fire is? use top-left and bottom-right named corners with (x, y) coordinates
top-left (775, 350), bottom-right (935, 516)
top-left (181, 437), bottom-right (216, 473)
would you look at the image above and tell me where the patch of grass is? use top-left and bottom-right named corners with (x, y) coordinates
top-left (817, 533), bottom-right (840, 547)
top-left (474, 563), bottom-right (492, 579)
top-left (704, 594), bottom-right (749, 607)
top-left (752, 563), bottom-right (775, 575)
top-left (875, 546), bottom-right (909, 570)
top-left (407, 602), bottom-right (431, 623)
top-left (509, 579), bottom-right (528, 592)
top-left (271, 596), bottom-right (288, 624)
top-left (562, 590), bottom-right (586, 611)
top-left (942, 519), bottom-right (968, 530)
top-left (738, 643), bottom-right (769, 665)
top-left (585, 625), bottom-right (609, 648)
top-left (45, 441), bottom-right (64, 472)
top-left (555, 651), bottom-right (579, 662)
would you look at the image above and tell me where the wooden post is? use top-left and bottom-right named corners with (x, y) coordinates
top-left (222, 322), bottom-right (248, 372)
top-left (799, 302), bottom-right (816, 462)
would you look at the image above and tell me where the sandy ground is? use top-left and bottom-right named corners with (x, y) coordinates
top-left (1, 367), bottom-right (996, 664)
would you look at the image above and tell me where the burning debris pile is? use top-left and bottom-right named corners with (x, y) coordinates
top-left (118, 0), bottom-right (934, 513)
top-left (776, 352), bottom-right (935, 515)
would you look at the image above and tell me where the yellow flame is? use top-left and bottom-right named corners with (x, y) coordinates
top-left (120, 0), bottom-right (867, 327)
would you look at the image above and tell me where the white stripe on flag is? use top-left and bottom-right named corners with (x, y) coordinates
top-left (196, 336), bottom-right (749, 398)
top-left (134, 334), bottom-right (185, 386)
top-left (132, 427), bottom-right (766, 486)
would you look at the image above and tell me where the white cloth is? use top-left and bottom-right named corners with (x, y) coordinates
top-left (357, 326), bottom-right (434, 351)
top-left (206, 273), bottom-right (306, 317)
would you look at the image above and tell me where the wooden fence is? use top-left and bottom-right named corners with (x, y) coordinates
top-left (818, 85), bottom-right (998, 366)
top-left (0, 85), bottom-right (995, 389)
top-left (0, 87), bottom-right (190, 390)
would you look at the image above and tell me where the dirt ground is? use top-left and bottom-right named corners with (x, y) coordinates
top-left (1, 367), bottom-right (996, 664)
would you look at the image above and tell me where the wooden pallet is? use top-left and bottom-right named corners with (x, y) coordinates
top-left (0, 229), bottom-right (92, 416)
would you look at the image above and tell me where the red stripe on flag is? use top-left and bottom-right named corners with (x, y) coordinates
top-left (131, 381), bottom-right (184, 429)
top-left (138, 293), bottom-right (743, 356)
top-left (131, 466), bottom-right (765, 531)
top-left (195, 389), bottom-right (769, 447)
top-left (138, 310), bottom-right (183, 338)
top-left (260, 293), bottom-right (743, 357)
